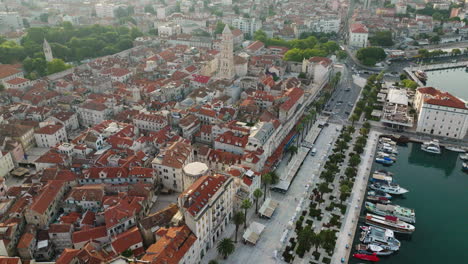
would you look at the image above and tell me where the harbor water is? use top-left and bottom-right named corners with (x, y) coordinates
top-left (350, 142), bottom-right (468, 263)
top-left (425, 67), bottom-right (468, 100)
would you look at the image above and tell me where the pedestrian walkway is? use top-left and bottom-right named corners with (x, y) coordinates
top-left (331, 130), bottom-right (380, 264)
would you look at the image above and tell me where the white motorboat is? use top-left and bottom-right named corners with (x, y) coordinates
top-left (459, 153), bottom-right (468, 161)
top-left (365, 214), bottom-right (415, 234)
top-left (421, 139), bottom-right (441, 154)
top-left (370, 183), bottom-right (409, 195)
top-left (445, 146), bottom-right (465, 153)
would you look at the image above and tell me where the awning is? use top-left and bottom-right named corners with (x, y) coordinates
top-left (259, 198), bottom-right (279, 218)
top-left (243, 222), bottom-right (266, 245)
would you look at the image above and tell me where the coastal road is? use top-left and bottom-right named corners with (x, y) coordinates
top-left (326, 65), bottom-right (362, 122)
top-left (331, 130), bottom-right (380, 264)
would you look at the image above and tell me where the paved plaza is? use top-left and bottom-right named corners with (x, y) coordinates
top-left (205, 123), bottom-right (343, 263)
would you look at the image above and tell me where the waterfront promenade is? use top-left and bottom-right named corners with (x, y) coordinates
top-left (331, 130), bottom-right (381, 264)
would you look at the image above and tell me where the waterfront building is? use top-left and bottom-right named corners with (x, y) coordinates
top-left (414, 87), bottom-right (468, 139)
top-left (178, 174), bottom-right (234, 258)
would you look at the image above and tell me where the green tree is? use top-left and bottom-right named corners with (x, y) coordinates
top-left (349, 154), bottom-right (361, 167)
top-left (401, 79), bottom-right (418, 90)
top-left (39, 13), bottom-right (49, 23)
top-left (46, 58), bottom-right (72, 75)
top-left (121, 249), bottom-right (133, 257)
top-left (208, 261), bottom-right (219, 264)
top-left (318, 182), bottom-right (330, 196)
top-left (350, 113), bottom-right (359, 126)
top-left (240, 199), bottom-right (252, 229)
top-left (232, 211), bottom-right (244, 243)
top-left (311, 231), bottom-right (321, 252)
top-left (261, 171), bottom-right (279, 201)
top-left (356, 47), bottom-right (386, 66)
top-left (253, 188), bottom-right (263, 214)
top-left (217, 238), bottom-right (235, 259)
top-left (0, 84), bottom-right (5, 92)
top-left (253, 30), bottom-right (267, 43)
top-left (451, 48), bottom-right (461, 56)
top-left (336, 50), bottom-right (347, 60)
top-left (144, 5), bottom-right (156, 14)
top-left (369, 31), bottom-right (394, 46)
top-left (22, 18), bottom-right (30, 28)
top-left (429, 35), bottom-right (441, 44)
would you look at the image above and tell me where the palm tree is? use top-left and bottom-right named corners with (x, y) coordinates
top-left (261, 171), bottom-right (279, 201)
top-left (232, 211), bottom-right (244, 243)
top-left (318, 182), bottom-right (329, 197)
top-left (310, 232), bottom-right (321, 253)
top-left (295, 123), bottom-right (304, 143)
top-left (217, 238), bottom-right (235, 259)
top-left (253, 188), bottom-right (263, 214)
top-left (287, 145), bottom-right (298, 162)
top-left (350, 113), bottom-right (359, 126)
top-left (240, 199), bottom-right (252, 228)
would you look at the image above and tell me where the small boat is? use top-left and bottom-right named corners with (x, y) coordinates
top-left (355, 244), bottom-right (394, 256)
top-left (445, 146), bottom-right (465, 153)
top-left (459, 154), bottom-right (468, 161)
top-left (367, 195), bottom-right (391, 204)
top-left (365, 202), bottom-right (416, 224)
top-left (375, 170), bottom-right (393, 176)
top-left (353, 252), bottom-right (380, 262)
top-left (360, 226), bottom-right (401, 251)
top-left (360, 226), bottom-right (370, 231)
top-left (370, 183), bottom-right (408, 195)
top-left (421, 139), bottom-right (441, 154)
top-left (379, 137), bottom-right (396, 145)
top-left (379, 144), bottom-right (398, 154)
top-left (377, 152), bottom-right (397, 161)
top-left (462, 162), bottom-right (468, 172)
top-left (375, 156), bottom-right (394, 165)
top-left (367, 190), bottom-right (392, 199)
top-left (365, 214), bottom-right (415, 234)
top-left (370, 173), bottom-right (393, 184)
top-left (414, 70), bottom-right (427, 82)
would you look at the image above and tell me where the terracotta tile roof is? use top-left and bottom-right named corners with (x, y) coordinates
top-left (134, 112), bottom-right (167, 124)
top-left (81, 211), bottom-right (96, 226)
top-left (180, 174), bottom-right (228, 216)
top-left (199, 108), bottom-right (217, 118)
top-left (418, 87), bottom-right (467, 110)
top-left (29, 180), bottom-right (64, 214)
top-left (66, 185), bottom-right (105, 203)
top-left (35, 150), bottom-right (68, 164)
top-left (0, 257), bottom-right (22, 264)
top-left (111, 227), bottom-right (144, 255)
top-left (72, 226), bottom-right (107, 244)
top-left (104, 195), bottom-right (143, 229)
top-left (53, 111), bottom-right (76, 122)
top-left (139, 204), bottom-right (179, 230)
top-left (49, 223), bottom-right (73, 233)
top-left (80, 101), bottom-right (107, 111)
top-left (308, 56), bottom-right (332, 67)
top-left (6, 77), bottom-right (29, 85)
top-left (192, 74), bottom-right (211, 84)
top-left (17, 232), bottom-right (35, 249)
top-left (350, 23), bottom-right (368, 33)
top-left (0, 65), bottom-right (22, 79)
top-left (280, 87), bottom-right (304, 111)
top-left (215, 131), bottom-right (248, 147)
top-left (55, 248), bottom-right (79, 264)
top-left (247, 41), bottom-right (265, 51)
top-left (141, 225), bottom-right (197, 264)
top-left (160, 141), bottom-right (192, 169)
top-left (35, 124), bottom-right (64, 135)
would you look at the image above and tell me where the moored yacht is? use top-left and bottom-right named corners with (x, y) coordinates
top-left (360, 226), bottom-right (401, 251)
top-left (365, 202), bottom-right (416, 224)
top-left (367, 190), bottom-right (392, 199)
top-left (365, 214), bottom-right (415, 234)
top-left (370, 183), bottom-right (408, 195)
top-left (370, 173), bottom-right (393, 184)
top-left (459, 153), bottom-right (468, 161)
top-left (355, 244), bottom-right (394, 256)
top-left (421, 139), bottom-right (441, 154)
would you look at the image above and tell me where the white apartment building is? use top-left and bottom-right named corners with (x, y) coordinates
top-left (158, 23), bottom-right (182, 37)
top-left (95, 3), bottom-right (119, 18)
top-left (178, 174), bottom-right (235, 258)
top-left (34, 124), bottom-right (67, 148)
top-left (0, 12), bottom-right (23, 33)
top-left (414, 87), bottom-right (468, 139)
top-left (0, 151), bottom-right (14, 178)
top-left (232, 17), bottom-right (262, 36)
top-left (309, 17), bottom-right (341, 33)
top-left (77, 102), bottom-right (112, 127)
top-left (349, 23), bottom-right (369, 48)
top-left (133, 112), bottom-right (168, 132)
top-left (301, 56), bottom-right (333, 87)
top-left (152, 141), bottom-right (193, 192)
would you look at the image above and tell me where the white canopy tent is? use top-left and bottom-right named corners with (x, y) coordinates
top-left (243, 221), bottom-right (266, 245)
top-left (259, 198), bottom-right (279, 218)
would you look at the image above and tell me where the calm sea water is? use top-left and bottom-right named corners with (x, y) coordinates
top-left (349, 143), bottom-right (468, 263)
top-left (425, 67), bottom-right (468, 100)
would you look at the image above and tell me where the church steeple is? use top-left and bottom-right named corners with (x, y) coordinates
top-left (218, 25), bottom-right (235, 80)
top-left (43, 39), bottom-right (53, 62)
